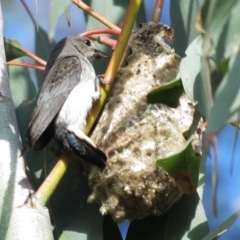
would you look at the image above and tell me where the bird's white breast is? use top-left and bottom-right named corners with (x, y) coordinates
top-left (56, 64), bottom-right (99, 131)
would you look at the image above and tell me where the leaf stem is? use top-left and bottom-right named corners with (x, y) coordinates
top-left (22, 47), bottom-right (47, 66)
top-left (80, 28), bottom-right (120, 37)
top-left (7, 61), bottom-right (45, 71)
top-left (80, 28), bottom-right (120, 48)
top-left (89, 35), bottom-right (117, 49)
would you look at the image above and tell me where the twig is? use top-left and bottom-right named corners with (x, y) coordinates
top-left (80, 28), bottom-right (120, 48)
top-left (21, 47), bottom-right (47, 66)
top-left (80, 28), bottom-right (120, 37)
top-left (7, 61), bottom-right (45, 71)
top-left (89, 35), bottom-right (117, 49)
top-left (152, 0), bottom-right (164, 22)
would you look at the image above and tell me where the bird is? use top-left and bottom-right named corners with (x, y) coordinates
top-left (21, 36), bottom-right (108, 169)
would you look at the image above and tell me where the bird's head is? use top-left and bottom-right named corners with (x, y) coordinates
top-left (69, 36), bottom-right (109, 62)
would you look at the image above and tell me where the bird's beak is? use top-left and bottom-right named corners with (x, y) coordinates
top-left (95, 49), bottom-right (109, 59)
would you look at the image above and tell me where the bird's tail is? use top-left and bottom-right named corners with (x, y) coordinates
top-left (62, 132), bottom-right (107, 169)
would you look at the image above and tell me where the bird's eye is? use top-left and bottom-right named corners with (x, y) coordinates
top-left (84, 39), bottom-right (91, 46)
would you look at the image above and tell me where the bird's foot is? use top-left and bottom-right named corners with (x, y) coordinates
top-left (97, 74), bottom-right (109, 85)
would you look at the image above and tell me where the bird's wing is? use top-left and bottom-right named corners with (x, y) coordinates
top-left (27, 56), bottom-right (82, 149)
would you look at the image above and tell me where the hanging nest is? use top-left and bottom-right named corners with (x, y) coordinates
top-left (83, 22), bottom-right (196, 223)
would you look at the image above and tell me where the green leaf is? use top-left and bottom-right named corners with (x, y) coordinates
top-left (9, 65), bottom-right (37, 108)
top-left (202, 209), bottom-right (240, 240)
top-left (167, 194), bottom-right (208, 240)
top-left (170, 0), bottom-right (204, 57)
top-left (157, 137), bottom-right (200, 191)
top-left (201, 0), bottom-right (237, 37)
top-left (64, 6), bottom-right (71, 27)
top-left (147, 79), bottom-right (184, 108)
top-left (207, 50), bottom-right (240, 132)
top-left (126, 194), bottom-right (208, 240)
top-left (201, 0), bottom-right (240, 64)
top-left (222, 2), bottom-right (240, 59)
top-left (157, 108), bottom-right (201, 192)
top-left (136, 1), bottom-right (146, 25)
top-left (4, 38), bottom-right (26, 61)
top-left (35, 26), bottom-right (55, 88)
top-left (179, 35), bottom-right (202, 101)
top-left (49, 0), bottom-right (71, 41)
top-left (193, 58), bottom-right (213, 119)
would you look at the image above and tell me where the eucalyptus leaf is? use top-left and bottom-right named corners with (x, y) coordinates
top-left (64, 5), bottom-right (71, 27)
top-left (170, 0), bottom-right (204, 57)
top-left (202, 209), bottom-right (240, 240)
top-left (126, 194), bottom-right (208, 240)
top-left (179, 35), bottom-right (202, 101)
top-left (157, 136), bottom-right (200, 190)
top-left (9, 64), bottom-right (37, 108)
top-left (157, 108), bottom-right (201, 190)
top-left (193, 58), bottom-right (212, 119)
top-left (49, 0), bottom-right (71, 41)
top-left (207, 50), bottom-right (240, 132)
top-left (200, 0), bottom-right (240, 64)
top-left (35, 26), bottom-right (55, 88)
top-left (147, 79), bottom-right (184, 108)
top-left (4, 38), bottom-right (26, 61)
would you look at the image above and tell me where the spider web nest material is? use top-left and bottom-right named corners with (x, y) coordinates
top-left (84, 22), bottom-right (197, 222)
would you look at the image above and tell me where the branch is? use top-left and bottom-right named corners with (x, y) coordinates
top-left (7, 61), bottom-right (45, 71)
top-left (152, 0), bottom-right (164, 22)
top-left (0, 3), bottom-right (52, 239)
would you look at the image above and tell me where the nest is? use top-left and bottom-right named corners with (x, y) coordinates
top-left (84, 22), bottom-right (195, 222)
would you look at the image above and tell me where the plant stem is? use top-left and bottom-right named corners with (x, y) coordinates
top-left (34, 153), bottom-right (73, 206)
top-left (80, 28), bottom-right (120, 49)
top-left (22, 47), bottom-right (46, 66)
top-left (89, 35), bottom-right (117, 49)
top-left (152, 0), bottom-right (164, 22)
top-left (86, 0), bottom-right (143, 133)
top-left (7, 61), bottom-right (45, 71)
top-left (80, 28), bottom-right (120, 37)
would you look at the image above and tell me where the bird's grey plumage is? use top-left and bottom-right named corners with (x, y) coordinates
top-left (22, 36), bottom-right (108, 168)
